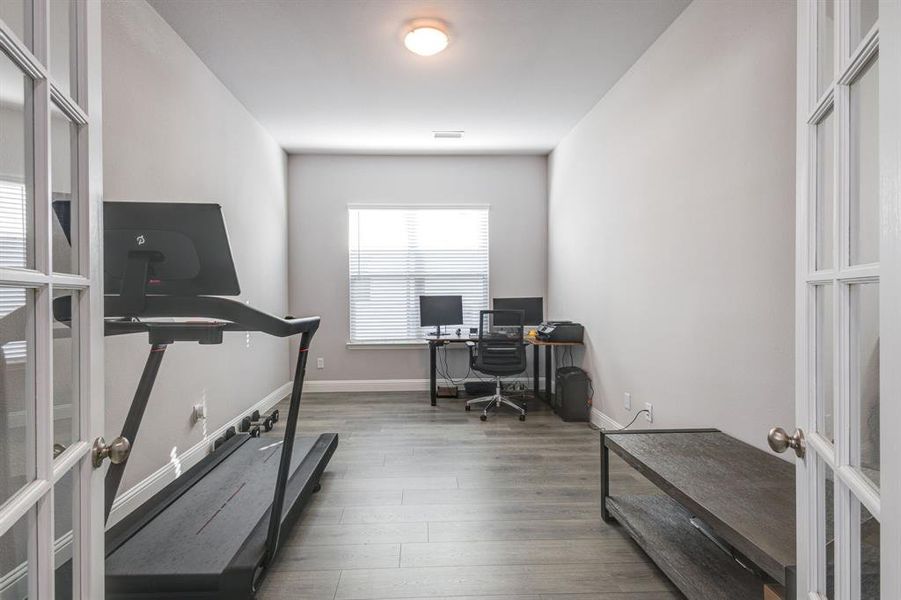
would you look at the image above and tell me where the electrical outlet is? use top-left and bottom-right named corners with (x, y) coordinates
top-left (644, 403), bottom-right (653, 423)
top-left (624, 392), bottom-right (632, 410)
top-left (316, 357), bottom-right (325, 369)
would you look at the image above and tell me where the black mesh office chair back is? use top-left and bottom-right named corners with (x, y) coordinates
top-left (474, 310), bottom-right (527, 374)
top-left (467, 310), bottom-right (528, 420)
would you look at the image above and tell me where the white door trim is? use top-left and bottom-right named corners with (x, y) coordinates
top-left (80, 1), bottom-right (105, 596)
top-left (877, 3), bottom-right (900, 598)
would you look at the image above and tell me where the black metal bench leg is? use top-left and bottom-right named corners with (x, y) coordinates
top-left (600, 430), bottom-right (612, 523)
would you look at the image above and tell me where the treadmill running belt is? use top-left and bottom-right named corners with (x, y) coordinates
top-left (106, 436), bottom-right (318, 581)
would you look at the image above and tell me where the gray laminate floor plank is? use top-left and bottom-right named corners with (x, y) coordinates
top-left (400, 538), bottom-right (647, 568)
top-left (291, 522), bottom-right (429, 545)
top-left (256, 570), bottom-right (341, 600)
top-left (426, 518), bottom-right (617, 542)
top-left (402, 486), bottom-right (600, 506)
top-left (334, 563), bottom-right (673, 599)
top-left (273, 543), bottom-right (402, 571)
top-left (340, 502), bottom-right (600, 524)
top-left (321, 475), bottom-right (460, 492)
top-left (539, 594), bottom-right (683, 600)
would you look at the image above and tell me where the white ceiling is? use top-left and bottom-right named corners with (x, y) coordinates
top-left (148, 0), bottom-right (689, 155)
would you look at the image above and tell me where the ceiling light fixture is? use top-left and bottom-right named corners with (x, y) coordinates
top-left (433, 131), bottom-right (464, 139)
top-left (404, 21), bottom-right (449, 56)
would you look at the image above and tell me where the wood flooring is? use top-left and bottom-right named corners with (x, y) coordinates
top-left (256, 391), bottom-right (681, 600)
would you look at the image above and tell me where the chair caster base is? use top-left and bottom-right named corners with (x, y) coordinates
top-left (519, 415), bottom-right (526, 421)
top-left (465, 405), bottom-right (471, 411)
top-left (312, 482), bottom-right (322, 493)
top-left (480, 414), bottom-right (487, 422)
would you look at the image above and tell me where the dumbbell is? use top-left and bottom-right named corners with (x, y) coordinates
top-left (241, 411), bottom-right (276, 433)
top-left (239, 418), bottom-right (266, 437)
top-left (238, 417), bottom-right (262, 437)
top-left (249, 409), bottom-right (280, 423)
top-left (253, 409), bottom-right (280, 425)
top-left (213, 426), bottom-right (238, 450)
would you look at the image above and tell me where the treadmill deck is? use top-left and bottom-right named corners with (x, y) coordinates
top-left (107, 434), bottom-right (333, 584)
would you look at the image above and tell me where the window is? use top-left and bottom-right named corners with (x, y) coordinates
top-left (348, 206), bottom-right (489, 343)
top-left (0, 180), bottom-right (28, 361)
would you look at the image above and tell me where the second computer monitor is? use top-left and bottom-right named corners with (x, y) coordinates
top-left (493, 297), bottom-right (544, 326)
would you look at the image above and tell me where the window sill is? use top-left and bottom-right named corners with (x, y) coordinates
top-left (346, 340), bottom-right (428, 350)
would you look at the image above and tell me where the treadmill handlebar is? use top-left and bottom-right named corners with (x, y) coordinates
top-left (103, 295), bottom-right (320, 338)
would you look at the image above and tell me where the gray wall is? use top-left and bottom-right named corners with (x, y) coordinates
top-left (287, 154), bottom-right (548, 382)
top-left (103, 0), bottom-right (290, 490)
top-left (547, 0), bottom-right (796, 451)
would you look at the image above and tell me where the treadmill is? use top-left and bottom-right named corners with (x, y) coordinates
top-left (60, 202), bottom-right (338, 599)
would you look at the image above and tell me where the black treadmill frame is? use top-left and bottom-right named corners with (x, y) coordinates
top-left (92, 239), bottom-right (332, 597)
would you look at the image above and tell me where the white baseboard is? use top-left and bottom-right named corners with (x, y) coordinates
top-left (106, 381), bottom-right (293, 528)
top-left (305, 377), bottom-right (544, 393)
top-left (591, 407), bottom-right (623, 431)
top-left (305, 379), bottom-right (430, 392)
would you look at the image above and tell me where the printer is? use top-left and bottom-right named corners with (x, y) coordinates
top-left (536, 321), bottom-right (584, 343)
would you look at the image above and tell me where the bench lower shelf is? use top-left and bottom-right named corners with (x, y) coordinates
top-left (606, 494), bottom-right (767, 600)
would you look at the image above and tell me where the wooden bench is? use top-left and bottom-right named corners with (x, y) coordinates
top-left (600, 428), bottom-right (796, 600)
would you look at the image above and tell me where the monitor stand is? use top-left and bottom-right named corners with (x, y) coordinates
top-left (430, 325), bottom-right (445, 338)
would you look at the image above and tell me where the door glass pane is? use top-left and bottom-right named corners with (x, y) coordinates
top-left (817, 458), bottom-right (835, 598)
top-left (0, 52), bottom-right (35, 271)
top-left (51, 102), bottom-right (78, 274)
top-left (817, 0), bottom-right (834, 99)
top-left (851, 0), bottom-right (879, 50)
top-left (0, 287), bottom-right (35, 507)
top-left (850, 57), bottom-right (879, 265)
top-left (0, 509), bottom-right (31, 599)
top-left (50, 0), bottom-right (76, 100)
top-left (816, 285), bottom-right (834, 441)
top-left (54, 469), bottom-right (76, 597)
top-left (53, 290), bottom-right (78, 450)
top-left (858, 500), bottom-right (880, 599)
top-left (851, 282), bottom-right (879, 489)
top-left (0, 1), bottom-right (31, 49)
top-left (816, 109), bottom-right (834, 270)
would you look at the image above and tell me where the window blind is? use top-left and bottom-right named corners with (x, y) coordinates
top-left (0, 179), bottom-right (28, 361)
top-left (348, 207), bottom-right (489, 342)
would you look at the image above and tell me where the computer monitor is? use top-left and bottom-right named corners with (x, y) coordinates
top-left (419, 295), bottom-right (464, 336)
top-left (103, 202), bottom-right (241, 297)
top-left (493, 297), bottom-right (544, 326)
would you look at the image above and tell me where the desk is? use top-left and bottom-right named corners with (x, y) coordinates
top-left (427, 335), bottom-right (583, 406)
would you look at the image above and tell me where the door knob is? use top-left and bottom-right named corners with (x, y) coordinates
top-left (92, 436), bottom-right (131, 468)
top-left (767, 427), bottom-right (805, 458)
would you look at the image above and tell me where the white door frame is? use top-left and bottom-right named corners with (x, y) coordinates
top-left (877, 2), bottom-right (900, 598)
top-left (0, 0), bottom-right (104, 597)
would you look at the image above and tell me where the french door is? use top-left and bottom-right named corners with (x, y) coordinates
top-left (794, 1), bottom-right (899, 599)
top-left (0, 0), bottom-right (104, 598)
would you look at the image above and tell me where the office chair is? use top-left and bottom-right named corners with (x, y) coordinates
top-left (465, 310), bottom-right (527, 421)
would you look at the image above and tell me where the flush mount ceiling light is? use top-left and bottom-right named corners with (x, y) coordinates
top-left (404, 21), bottom-right (449, 56)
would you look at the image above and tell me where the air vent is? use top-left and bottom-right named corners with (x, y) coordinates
top-left (433, 130), bottom-right (464, 139)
